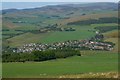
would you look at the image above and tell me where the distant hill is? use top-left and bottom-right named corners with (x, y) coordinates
top-left (2, 2), bottom-right (118, 29)
top-left (2, 2), bottom-right (118, 15)
top-left (2, 2), bottom-right (118, 48)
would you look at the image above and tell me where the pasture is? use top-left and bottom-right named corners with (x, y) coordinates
top-left (103, 30), bottom-right (119, 52)
top-left (7, 25), bottom-right (96, 47)
top-left (6, 23), bottom-right (117, 48)
top-left (59, 11), bottom-right (117, 25)
top-left (2, 51), bottom-right (118, 78)
top-left (2, 3), bottom-right (119, 78)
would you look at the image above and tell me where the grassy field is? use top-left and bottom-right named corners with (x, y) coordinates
top-left (103, 30), bottom-right (119, 52)
top-left (6, 23), bottom-right (117, 47)
top-left (40, 25), bottom-right (95, 43)
top-left (2, 3), bottom-right (118, 78)
top-left (2, 51), bottom-right (118, 78)
top-left (90, 23), bottom-right (118, 28)
top-left (6, 32), bottom-right (48, 47)
top-left (3, 10), bottom-right (118, 48)
top-left (7, 25), bottom-right (96, 47)
top-left (3, 11), bottom-right (117, 30)
top-left (5, 23), bottom-right (118, 47)
top-left (59, 11), bottom-right (117, 25)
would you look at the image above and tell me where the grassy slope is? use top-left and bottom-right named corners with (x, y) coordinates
top-left (4, 20), bottom-right (118, 49)
top-left (59, 11), bottom-right (117, 25)
top-left (3, 10), bottom-right (118, 48)
top-left (7, 25), bottom-right (95, 47)
top-left (90, 23), bottom-right (118, 52)
top-left (103, 30), bottom-right (119, 52)
top-left (2, 30), bottom-right (23, 34)
top-left (6, 23), bottom-right (118, 47)
top-left (3, 11), bottom-right (117, 30)
top-left (6, 32), bottom-right (49, 47)
top-left (90, 23), bottom-right (118, 28)
top-left (2, 51), bottom-right (118, 78)
top-left (40, 25), bottom-right (95, 43)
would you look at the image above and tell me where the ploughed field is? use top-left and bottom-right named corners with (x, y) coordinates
top-left (2, 51), bottom-right (118, 78)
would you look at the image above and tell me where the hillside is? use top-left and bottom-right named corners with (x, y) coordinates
top-left (2, 2), bottom-right (118, 49)
top-left (2, 2), bottom-right (119, 78)
top-left (2, 2), bottom-right (118, 29)
top-left (3, 52), bottom-right (118, 78)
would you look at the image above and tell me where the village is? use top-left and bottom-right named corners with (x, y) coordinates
top-left (12, 29), bottom-right (115, 53)
top-left (13, 39), bottom-right (114, 53)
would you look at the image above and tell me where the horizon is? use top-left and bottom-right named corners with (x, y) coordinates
top-left (2, 2), bottom-right (85, 10)
top-left (1, 2), bottom-right (118, 10)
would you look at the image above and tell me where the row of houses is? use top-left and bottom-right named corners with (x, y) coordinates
top-left (13, 40), bottom-right (114, 53)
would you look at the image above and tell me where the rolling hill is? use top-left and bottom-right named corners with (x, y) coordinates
top-left (2, 2), bottom-right (118, 48)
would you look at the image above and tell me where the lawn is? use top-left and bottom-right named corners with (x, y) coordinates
top-left (2, 51), bottom-right (118, 78)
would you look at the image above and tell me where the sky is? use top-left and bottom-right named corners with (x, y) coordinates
top-left (2, 2), bottom-right (81, 10)
top-left (1, 0), bottom-right (119, 10)
top-left (1, 0), bottom-right (119, 2)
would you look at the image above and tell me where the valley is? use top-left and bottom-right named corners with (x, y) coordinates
top-left (1, 2), bottom-right (119, 78)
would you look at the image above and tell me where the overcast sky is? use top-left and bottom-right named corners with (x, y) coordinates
top-left (1, 0), bottom-right (119, 2)
top-left (1, 0), bottom-right (119, 10)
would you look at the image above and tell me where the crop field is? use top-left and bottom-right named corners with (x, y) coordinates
top-left (2, 51), bottom-right (118, 78)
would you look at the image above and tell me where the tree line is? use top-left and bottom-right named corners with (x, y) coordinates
top-left (94, 26), bottom-right (118, 33)
top-left (2, 48), bottom-right (81, 62)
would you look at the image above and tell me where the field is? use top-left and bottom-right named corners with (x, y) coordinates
top-left (2, 2), bottom-right (119, 78)
top-left (103, 30), bottom-right (119, 52)
top-left (6, 25), bottom-right (96, 47)
top-left (5, 23), bottom-right (118, 48)
top-left (59, 11), bottom-right (117, 25)
top-left (2, 8), bottom-right (118, 48)
top-left (2, 51), bottom-right (118, 78)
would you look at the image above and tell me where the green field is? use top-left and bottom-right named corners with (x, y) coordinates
top-left (103, 30), bottom-right (119, 52)
top-left (3, 9), bottom-right (118, 48)
top-left (2, 51), bottom-right (118, 78)
top-left (6, 25), bottom-right (96, 47)
top-left (5, 23), bottom-right (117, 47)
top-left (2, 3), bottom-right (118, 78)
top-left (90, 23), bottom-right (118, 28)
